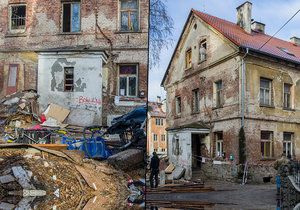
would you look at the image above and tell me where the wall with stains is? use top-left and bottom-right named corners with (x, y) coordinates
top-left (38, 52), bottom-right (105, 125)
top-left (0, 0), bottom-right (149, 125)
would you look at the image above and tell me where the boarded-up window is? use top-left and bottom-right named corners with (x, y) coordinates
top-left (62, 2), bottom-right (81, 32)
top-left (120, 0), bottom-right (139, 31)
top-left (64, 67), bottom-right (74, 92)
top-left (119, 64), bottom-right (138, 97)
top-left (10, 5), bottom-right (26, 30)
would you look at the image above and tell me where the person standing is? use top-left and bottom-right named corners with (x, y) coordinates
top-left (150, 152), bottom-right (160, 188)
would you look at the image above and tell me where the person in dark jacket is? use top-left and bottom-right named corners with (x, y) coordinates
top-left (150, 152), bottom-right (160, 188)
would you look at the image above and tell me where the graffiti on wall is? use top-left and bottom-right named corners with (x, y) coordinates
top-left (78, 96), bottom-right (101, 106)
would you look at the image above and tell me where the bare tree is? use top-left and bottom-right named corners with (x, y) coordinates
top-left (150, 0), bottom-right (174, 69)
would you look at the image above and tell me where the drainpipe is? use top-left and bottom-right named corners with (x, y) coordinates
top-left (241, 48), bottom-right (249, 128)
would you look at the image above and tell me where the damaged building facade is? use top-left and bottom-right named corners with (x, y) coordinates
top-left (0, 0), bottom-right (148, 126)
top-left (162, 2), bottom-right (300, 180)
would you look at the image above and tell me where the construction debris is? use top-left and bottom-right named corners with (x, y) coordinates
top-left (107, 149), bottom-right (144, 171)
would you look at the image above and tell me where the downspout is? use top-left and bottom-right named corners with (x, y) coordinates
top-left (241, 48), bottom-right (249, 128)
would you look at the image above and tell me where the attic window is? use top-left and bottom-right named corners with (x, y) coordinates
top-left (278, 47), bottom-right (295, 57)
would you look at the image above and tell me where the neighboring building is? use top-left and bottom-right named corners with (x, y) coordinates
top-left (147, 97), bottom-right (167, 156)
top-left (0, 0), bottom-right (148, 126)
top-left (162, 2), bottom-right (300, 179)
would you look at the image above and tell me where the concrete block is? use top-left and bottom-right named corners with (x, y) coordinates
top-left (107, 149), bottom-right (144, 171)
top-left (172, 167), bottom-right (185, 180)
top-left (12, 166), bottom-right (36, 190)
top-left (0, 202), bottom-right (15, 210)
top-left (23, 189), bottom-right (46, 197)
top-left (0, 175), bottom-right (15, 184)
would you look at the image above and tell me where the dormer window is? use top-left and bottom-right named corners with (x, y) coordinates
top-left (199, 39), bottom-right (207, 62)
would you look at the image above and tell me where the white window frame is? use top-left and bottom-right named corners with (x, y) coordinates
top-left (260, 78), bottom-right (272, 106)
top-left (261, 131), bottom-right (273, 158)
top-left (118, 64), bottom-right (138, 97)
top-left (153, 133), bottom-right (158, 141)
top-left (199, 39), bottom-right (207, 63)
top-left (118, 0), bottom-right (140, 32)
top-left (61, 2), bottom-right (81, 33)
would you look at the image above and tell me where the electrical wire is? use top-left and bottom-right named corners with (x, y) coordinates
top-left (258, 9), bottom-right (300, 50)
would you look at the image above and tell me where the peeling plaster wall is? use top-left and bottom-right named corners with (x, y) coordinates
top-left (38, 53), bottom-right (104, 125)
top-left (0, 0), bottom-right (149, 125)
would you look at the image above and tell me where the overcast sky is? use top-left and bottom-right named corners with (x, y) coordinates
top-left (148, 0), bottom-right (300, 102)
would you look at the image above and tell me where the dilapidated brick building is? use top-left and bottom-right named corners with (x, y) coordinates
top-left (0, 0), bottom-right (148, 126)
top-left (162, 2), bottom-right (300, 180)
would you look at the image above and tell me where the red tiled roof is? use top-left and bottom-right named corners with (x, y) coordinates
top-left (193, 9), bottom-right (300, 64)
top-left (148, 102), bottom-right (166, 118)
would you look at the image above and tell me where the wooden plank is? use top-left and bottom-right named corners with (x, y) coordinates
top-left (34, 144), bottom-right (68, 151)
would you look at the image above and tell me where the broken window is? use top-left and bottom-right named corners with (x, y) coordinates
top-left (10, 5), bottom-right (26, 30)
top-left (260, 78), bottom-right (272, 106)
top-left (261, 131), bottom-right (273, 158)
top-left (283, 83), bottom-right (292, 109)
top-left (64, 67), bottom-right (74, 92)
top-left (62, 2), bottom-right (81, 33)
top-left (161, 134), bottom-right (166, 141)
top-left (192, 89), bottom-right (200, 113)
top-left (185, 49), bottom-right (192, 69)
top-left (215, 80), bottom-right (223, 108)
top-left (215, 132), bottom-right (223, 157)
top-left (199, 39), bottom-right (207, 62)
top-left (119, 64), bottom-right (138, 97)
top-left (120, 0), bottom-right (139, 32)
top-left (153, 134), bottom-right (158, 141)
top-left (283, 132), bottom-right (293, 158)
top-left (175, 96), bottom-right (182, 115)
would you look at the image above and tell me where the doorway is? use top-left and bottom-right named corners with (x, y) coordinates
top-left (192, 133), bottom-right (202, 169)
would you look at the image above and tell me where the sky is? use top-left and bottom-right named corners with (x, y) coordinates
top-left (148, 0), bottom-right (300, 102)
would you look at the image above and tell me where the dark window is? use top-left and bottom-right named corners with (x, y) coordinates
top-left (215, 80), bottom-right (223, 108)
top-left (10, 5), bottom-right (26, 30)
top-left (283, 132), bottom-right (293, 158)
top-left (199, 39), bottom-right (207, 62)
top-left (120, 0), bottom-right (139, 32)
top-left (64, 67), bottom-right (74, 92)
top-left (62, 2), bottom-right (80, 32)
top-left (261, 131), bottom-right (273, 158)
top-left (185, 49), bottom-right (192, 69)
top-left (284, 83), bottom-right (292, 109)
top-left (155, 118), bottom-right (163, 126)
top-left (192, 89), bottom-right (200, 113)
top-left (161, 134), bottom-right (166, 141)
top-left (260, 78), bottom-right (272, 106)
top-left (175, 138), bottom-right (179, 155)
top-left (175, 96), bottom-right (181, 115)
top-left (119, 64), bottom-right (138, 97)
top-left (153, 134), bottom-right (158, 141)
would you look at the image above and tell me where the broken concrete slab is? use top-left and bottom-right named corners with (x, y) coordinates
top-left (15, 197), bottom-right (36, 210)
top-left (0, 175), bottom-right (15, 184)
top-left (165, 163), bottom-right (175, 174)
top-left (12, 166), bottom-right (36, 190)
top-left (44, 103), bottom-right (70, 123)
top-left (23, 189), bottom-right (46, 197)
top-left (172, 167), bottom-right (186, 180)
top-left (0, 202), bottom-right (15, 210)
top-left (107, 149), bottom-right (144, 171)
top-left (67, 109), bottom-right (96, 127)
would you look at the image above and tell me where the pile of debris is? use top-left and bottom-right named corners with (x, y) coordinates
top-left (0, 90), bottom-right (40, 140)
top-left (0, 144), bottom-right (130, 209)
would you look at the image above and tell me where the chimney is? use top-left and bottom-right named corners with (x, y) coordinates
top-left (251, 21), bottom-right (265, 33)
top-left (236, 1), bottom-right (252, 33)
top-left (157, 96), bottom-right (162, 103)
top-left (290, 37), bottom-right (300, 46)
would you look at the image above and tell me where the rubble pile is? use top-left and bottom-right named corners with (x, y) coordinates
top-left (0, 145), bottom-right (129, 209)
top-left (0, 90), bottom-right (40, 141)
